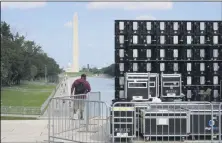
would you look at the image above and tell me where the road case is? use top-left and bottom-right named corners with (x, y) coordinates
top-left (125, 73), bottom-right (159, 101)
top-left (139, 107), bottom-right (189, 138)
top-left (161, 74), bottom-right (182, 98)
top-left (185, 103), bottom-right (222, 139)
top-left (110, 100), bottom-right (136, 140)
top-left (134, 103), bottom-right (148, 133)
top-left (115, 20), bottom-right (222, 102)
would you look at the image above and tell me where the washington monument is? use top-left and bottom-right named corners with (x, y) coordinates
top-left (72, 12), bottom-right (79, 72)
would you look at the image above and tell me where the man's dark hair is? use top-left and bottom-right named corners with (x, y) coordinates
top-left (81, 74), bottom-right (86, 78)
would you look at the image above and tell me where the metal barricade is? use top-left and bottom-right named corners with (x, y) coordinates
top-left (48, 95), bottom-right (110, 143)
top-left (219, 103), bottom-right (222, 142)
top-left (111, 101), bottom-right (221, 143)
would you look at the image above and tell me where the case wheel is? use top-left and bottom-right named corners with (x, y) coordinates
top-left (181, 137), bottom-right (185, 142)
top-left (145, 137), bottom-right (150, 141)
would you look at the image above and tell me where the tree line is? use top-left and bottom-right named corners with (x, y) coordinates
top-left (1, 21), bottom-right (62, 86)
top-left (100, 64), bottom-right (115, 77)
top-left (79, 65), bottom-right (115, 76)
top-left (81, 66), bottom-right (102, 74)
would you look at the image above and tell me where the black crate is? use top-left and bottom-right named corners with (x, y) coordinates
top-left (115, 21), bottom-right (126, 35)
top-left (110, 123), bottom-right (134, 138)
top-left (137, 49), bottom-right (149, 60)
top-left (212, 87), bottom-right (221, 100)
top-left (110, 102), bottom-right (135, 138)
top-left (155, 21), bottom-right (171, 35)
top-left (206, 22), bottom-right (214, 35)
top-left (220, 22), bottom-right (222, 34)
top-left (115, 88), bottom-right (125, 99)
top-left (219, 35), bottom-right (222, 44)
top-left (114, 20), bottom-right (222, 101)
top-left (193, 35), bottom-right (204, 44)
top-left (206, 21), bottom-right (222, 35)
top-left (115, 77), bottom-right (125, 88)
top-left (193, 49), bottom-right (208, 60)
top-left (171, 21), bottom-right (182, 35)
top-left (178, 21), bottom-right (186, 35)
top-left (143, 21), bottom-right (156, 35)
top-left (192, 62), bottom-right (207, 73)
top-left (189, 107), bottom-right (222, 137)
top-left (139, 108), bottom-right (188, 137)
top-left (128, 62), bottom-right (148, 72)
top-left (126, 82), bottom-right (149, 100)
top-left (218, 48), bottom-right (222, 60)
top-left (115, 62), bottom-right (130, 75)
top-left (161, 74), bottom-right (182, 97)
top-left (164, 63), bottom-right (175, 73)
top-left (126, 49), bottom-right (142, 60)
top-left (111, 108), bottom-right (134, 117)
top-left (185, 21), bottom-right (194, 34)
top-left (220, 80), bottom-right (222, 100)
top-left (128, 34), bottom-right (144, 45)
top-left (115, 86), bottom-right (124, 91)
top-left (140, 61), bottom-right (156, 73)
top-left (193, 21), bottom-right (207, 35)
top-left (115, 49), bottom-right (128, 63)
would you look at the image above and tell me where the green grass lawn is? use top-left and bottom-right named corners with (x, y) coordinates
top-left (1, 116), bottom-right (37, 120)
top-left (66, 72), bottom-right (95, 77)
top-left (1, 83), bottom-right (56, 107)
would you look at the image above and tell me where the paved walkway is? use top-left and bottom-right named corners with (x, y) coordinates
top-left (1, 120), bottom-right (49, 142)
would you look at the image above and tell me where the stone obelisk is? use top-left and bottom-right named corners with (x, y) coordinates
top-left (72, 13), bottom-right (79, 72)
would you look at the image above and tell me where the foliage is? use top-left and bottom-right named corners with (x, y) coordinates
top-left (80, 66), bottom-right (101, 75)
top-left (100, 64), bottom-right (115, 77)
top-left (1, 21), bottom-right (62, 86)
top-left (66, 71), bottom-right (94, 77)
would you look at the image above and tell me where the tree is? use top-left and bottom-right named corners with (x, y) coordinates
top-left (1, 21), bottom-right (62, 86)
top-left (100, 64), bottom-right (115, 76)
top-left (30, 65), bottom-right (38, 80)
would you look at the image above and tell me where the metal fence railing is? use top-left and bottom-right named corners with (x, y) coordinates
top-left (219, 103), bottom-right (222, 141)
top-left (55, 92), bottom-right (102, 119)
top-left (110, 101), bottom-right (222, 143)
top-left (48, 100), bottom-right (222, 143)
top-left (48, 94), bottom-right (110, 143)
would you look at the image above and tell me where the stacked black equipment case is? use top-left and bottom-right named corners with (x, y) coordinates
top-left (161, 74), bottom-right (182, 98)
top-left (184, 103), bottom-right (222, 140)
top-left (139, 107), bottom-right (189, 139)
top-left (221, 80), bottom-right (222, 101)
top-left (110, 99), bottom-right (136, 142)
top-left (115, 20), bottom-right (222, 101)
top-left (125, 73), bottom-right (159, 101)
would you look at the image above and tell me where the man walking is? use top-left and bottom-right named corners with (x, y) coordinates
top-left (70, 74), bottom-right (91, 119)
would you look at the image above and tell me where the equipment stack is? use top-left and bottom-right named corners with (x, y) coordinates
top-left (111, 20), bottom-right (222, 142)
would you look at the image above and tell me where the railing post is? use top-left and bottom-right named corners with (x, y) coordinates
top-left (85, 93), bottom-right (90, 132)
top-left (98, 92), bottom-right (101, 117)
top-left (48, 98), bottom-right (51, 143)
top-left (219, 103), bottom-right (222, 142)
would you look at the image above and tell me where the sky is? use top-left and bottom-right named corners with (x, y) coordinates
top-left (1, 2), bottom-right (222, 69)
